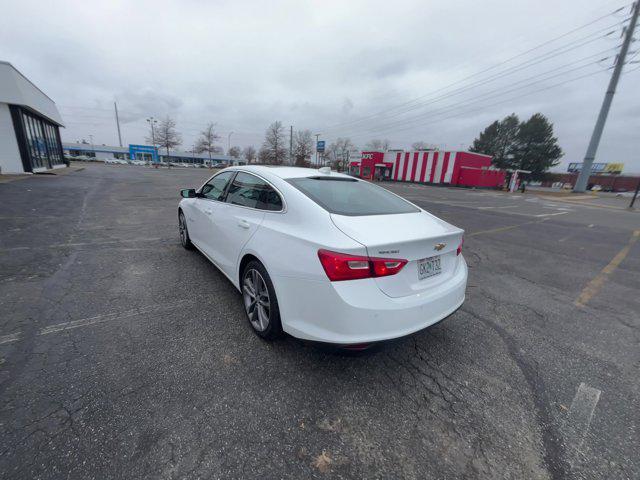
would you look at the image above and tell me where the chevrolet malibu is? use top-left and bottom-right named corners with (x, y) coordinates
top-left (178, 166), bottom-right (467, 345)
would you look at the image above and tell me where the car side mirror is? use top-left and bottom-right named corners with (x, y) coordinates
top-left (180, 188), bottom-right (196, 198)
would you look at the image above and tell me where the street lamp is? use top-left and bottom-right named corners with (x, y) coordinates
top-left (227, 131), bottom-right (234, 153)
top-left (146, 117), bottom-right (158, 163)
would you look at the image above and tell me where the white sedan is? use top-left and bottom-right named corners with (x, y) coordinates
top-left (178, 166), bottom-right (467, 345)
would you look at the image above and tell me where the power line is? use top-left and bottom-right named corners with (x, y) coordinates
top-left (321, 21), bottom-right (625, 136)
top-left (333, 57), bottom-right (611, 139)
top-left (319, 6), bottom-right (629, 133)
top-left (331, 47), bottom-right (618, 138)
top-left (344, 68), bottom-right (610, 142)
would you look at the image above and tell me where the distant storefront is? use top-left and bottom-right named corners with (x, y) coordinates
top-left (350, 150), bottom-right (505, 188)
top-left (0, 61), bottom-right (66, 173)
top-left (62, 142), bottom-right (236, 166)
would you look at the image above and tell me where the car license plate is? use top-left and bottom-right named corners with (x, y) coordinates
top-left (418, 255), bottom-right (441, 280)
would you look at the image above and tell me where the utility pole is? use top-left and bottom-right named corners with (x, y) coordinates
top-left (114, 102), bottom-right (123, 147)
top-left (289, 125), bottom-right (293, 166)
top-left (630, 179), bottom-right (640, 209)
top-left (574, 1), bottom-right (639, 192)
top-left (315, 133), bottom-right (320, 166)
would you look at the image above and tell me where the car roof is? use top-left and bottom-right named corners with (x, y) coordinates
top-left (231, 165), bottom-right (354, 180)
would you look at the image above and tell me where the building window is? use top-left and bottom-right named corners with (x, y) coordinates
top-left (114, 153), bottom-right (125, 160)
top-left (11, 106), bottom-right (64, 171)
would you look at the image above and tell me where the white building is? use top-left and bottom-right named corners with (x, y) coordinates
top-left (0, 61), bottom-right (65, 174)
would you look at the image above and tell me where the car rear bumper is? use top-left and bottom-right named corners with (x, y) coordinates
top-left (273, 256), bottom-right (468, 344)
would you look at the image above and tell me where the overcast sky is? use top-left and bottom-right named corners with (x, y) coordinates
top-left (1, 0), bottom-right (638, 172)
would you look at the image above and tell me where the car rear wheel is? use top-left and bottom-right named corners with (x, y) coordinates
top-left (178, 211), bottom-right (194, 249)
top-left (242, 260), bottom-right (282, 340)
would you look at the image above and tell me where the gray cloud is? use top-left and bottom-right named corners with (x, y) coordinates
top-left (0, 0), bottom-right (637, 171)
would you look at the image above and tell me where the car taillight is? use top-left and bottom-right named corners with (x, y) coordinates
top-left (318, 249), bottom-right (407, 281)
top-left (456, 236), bottom-right (464, 256)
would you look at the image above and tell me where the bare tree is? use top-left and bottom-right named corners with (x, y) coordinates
top-left (365, 139), bottom-right (390, 151)
top-left (293, 129), bottom-right (314, 166)
top-left (411, 141), bottom-right (437, 151)
top-left (195, 123), bottom-right (222, 160)
top-left (242, 145), bottom-right (257, 164)
top-left (258, 146), bottom-right (271, 164)
top-left (228, 146), bottom-right (241, 158)
top-left (261, 121), bottom-right (287, 164)
top-left (325, 137), bottom-right (355, 170)
top-left (151, 116), bottom-right (182, 161)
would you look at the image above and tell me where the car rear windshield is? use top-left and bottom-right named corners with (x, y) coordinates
top-left (287, 177), bottom-right (420, 216)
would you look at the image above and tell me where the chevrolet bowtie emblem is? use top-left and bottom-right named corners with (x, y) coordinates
top-left (434, 243), bottom-right (446, 251)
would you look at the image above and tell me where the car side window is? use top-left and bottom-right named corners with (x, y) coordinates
top-left (225, 172), bottom-right (283, 211)
top-left (200, 171), bottom-right (235, 201)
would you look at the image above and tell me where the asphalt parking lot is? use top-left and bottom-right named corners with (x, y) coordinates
top-left (1, 164), bottom-right (638, 479)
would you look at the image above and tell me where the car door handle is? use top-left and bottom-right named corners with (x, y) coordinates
top-left (238, 220), bottom-right (251, 229)
top-left (204, 209), bottom-right (213, 215)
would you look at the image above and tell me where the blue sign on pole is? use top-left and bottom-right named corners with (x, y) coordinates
top-left (316, 140), bottom-right (325, 153)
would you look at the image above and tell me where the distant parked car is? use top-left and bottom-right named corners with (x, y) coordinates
top-left (177, 166), bottom-right (467, 346)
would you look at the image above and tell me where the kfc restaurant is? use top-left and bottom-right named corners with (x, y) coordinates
top-left (349, 150), bottom-right (506, 188)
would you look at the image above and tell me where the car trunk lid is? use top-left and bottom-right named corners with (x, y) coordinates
top-left (330, 211), bottom-right (463, 298)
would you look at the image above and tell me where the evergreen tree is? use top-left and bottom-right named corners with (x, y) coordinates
top-left (512, 113), bottom-right (563, 177)
top-left (470, 113), bottom-right (561, 176)
top-left (469, 120), bottom-right (500, 157)
top-left (494, 114), bottom-right (519, 169)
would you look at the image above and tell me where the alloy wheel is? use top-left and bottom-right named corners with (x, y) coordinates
top-left (179, 213), bottom-right (187, 246)
top-left (243, 268), bottom-right (271, 331)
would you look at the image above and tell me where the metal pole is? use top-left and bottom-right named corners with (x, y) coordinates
top-left (114, 102), bottom-right (123, 147)
top-left (315, 134), bottom-right (320, 165)
top-left (574, 1), bottom-right (639, 192)
top-left (146, 117), bottom-right (157, 164)
top-left (630, 179), bottom-right (640, 209)
top-left (228, 131), bottom-right (233, 153)
top-left (289, 125), bottom-right (293, 165)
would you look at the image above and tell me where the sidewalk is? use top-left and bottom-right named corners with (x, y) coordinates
top-left (0, 165), bottom-right (84, 184)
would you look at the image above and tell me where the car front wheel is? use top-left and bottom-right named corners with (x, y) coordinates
top-left (242, 260), bottom-right (282, 340)
top-left (178, 211), bottom-right (194, 249)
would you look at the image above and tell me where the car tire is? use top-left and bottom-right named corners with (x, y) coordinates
top-left (178, 211), bottom-right (194, 250)
top-left (242, 260), bottom-right (283, 340)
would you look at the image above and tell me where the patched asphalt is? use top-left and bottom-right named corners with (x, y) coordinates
top-left (1, 164), bottom-right (638, 479)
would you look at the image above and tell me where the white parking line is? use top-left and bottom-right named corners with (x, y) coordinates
top-left (0, 300), bottom-right (193, 345)
top-left (476, 205), bottom-right (519, 210)
top-left (562, 383), bottom-right (601, 463)
top-left (534, 212), bottom-right (569, 217)
top-left (0, 332), bottom-right (22, 345)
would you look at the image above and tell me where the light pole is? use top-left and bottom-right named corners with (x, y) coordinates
top-left (146, 117), bottom-right (158, 163)
top-left (146, 117), bottom-right (157, 145)
top-left (89, 135), bottom-right (94, 158)
top-left (227, 131), bottom-right (234, 153)
top-left (315, 133), bottom-right (321, 166)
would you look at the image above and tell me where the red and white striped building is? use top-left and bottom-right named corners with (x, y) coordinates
top-left (350, 150), bottom-right (506, 188)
